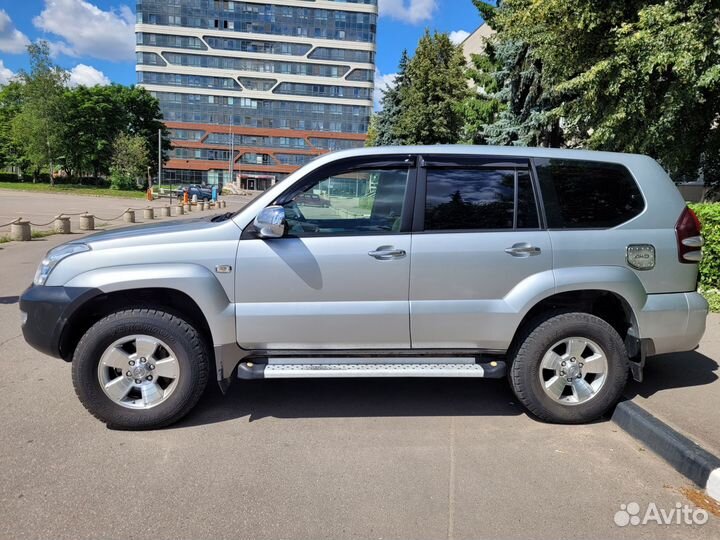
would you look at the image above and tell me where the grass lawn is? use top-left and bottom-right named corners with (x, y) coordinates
top-left (0, 182), bottom-right (147, 199)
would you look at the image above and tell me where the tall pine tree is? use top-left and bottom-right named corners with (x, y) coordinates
top-left (473, 1), bottom-right (562, 147)
top-left (460, 39), bottom-right (504, 144)
top-left (396, 31), bottom-right (470, 145)
top-left (371, 50), bottom-right (410, 146)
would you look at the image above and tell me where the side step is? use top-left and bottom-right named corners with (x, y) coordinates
top-left (237, 358), bottom-right (506, 380)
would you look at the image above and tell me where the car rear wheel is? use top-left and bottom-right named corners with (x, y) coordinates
top-left (72, 309), bottom-right (209, 430)
top-left (509, 312), bottom-right (628, 424)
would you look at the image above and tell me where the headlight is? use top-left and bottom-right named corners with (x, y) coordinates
top-left (33, 243), bottom-right (91, 286)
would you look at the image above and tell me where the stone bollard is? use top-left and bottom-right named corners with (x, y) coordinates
top-left (54, 216), bottom-right (71, 234)
top-left (201, 201), bottom-right (208, 211)
top-left (221, 200), bottom-right (227, 208)
top-left (161, 206), bottom-right (171, 218)
top-left (184, 203), bottom-right (191, 213)
top-left (143, 208), bottom-right (154, 220)
top-left (80, 213), bottom-right (95, 231)
top-left (123, 210), bottom-right (135, 223)
top-left (10, 220), bottom-right (31, 241)
top-left (176, 204), bottom-right (184, 215)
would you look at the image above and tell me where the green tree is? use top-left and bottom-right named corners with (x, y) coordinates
top-left (371, 49), bottom-right (410, 146)
top-left (58, 85), bottom-right (170, 182)
top-left (110, 132), bottom-right (150, 190)
top-left (0, 81), bottom-right (30, 175)
top-left (396, 31), bottom-right (470, 145)
top-left (471, 2), bottom-right (561, 147)
top-left (59, 86), bottom-right (112, 180)
top-left (460, 41), bottom-right (504, 144)
top-left (483, 39), bottom-right (562, 147)
top-left (365, 113), bottom-right (379, 147)
top-left (492, 0), bottom-right (720, 182)
top-left (118, 85), bottom-right (171, 177)
top-left (11, 42), bottom-right (68, 183)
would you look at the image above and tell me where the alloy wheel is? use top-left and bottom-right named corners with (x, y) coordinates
top-left (96, 335), bottom-right (180, 409)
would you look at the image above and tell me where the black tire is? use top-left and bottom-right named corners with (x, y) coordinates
top-left (509, 312), bottom-right (628, 424)
top-left (72, 309), bottom-right (209, 430)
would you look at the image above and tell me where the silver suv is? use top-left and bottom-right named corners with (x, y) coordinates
top-left (19, 146), bottom-right (708, 429)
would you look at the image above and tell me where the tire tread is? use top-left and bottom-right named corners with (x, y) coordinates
top-left (71, 308), bottom-right (209, 430)
top-left (509, 311), bottom-right (628, 424)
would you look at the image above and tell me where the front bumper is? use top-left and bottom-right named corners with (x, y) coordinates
top-left (19, 285), bottom-right (100, 359)
top-left (637, 292), bottom-right (709, 356)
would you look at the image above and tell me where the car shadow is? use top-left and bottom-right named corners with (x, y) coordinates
top-left (175, 377), bottom-right (523, 428)
top-left (624, 350), bottom-right (718, 399)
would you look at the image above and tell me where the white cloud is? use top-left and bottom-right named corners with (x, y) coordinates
top-left (374, 69), bottom-right (398, 111)
top-left (0, 10), bottom-right (30, 54)
top-left (67, 64), bottom-right (110, 87)
top-left (0, 60), bottom-right (16, 85)
top-left (33, 0), bottom-right (135, 62)
top-left (379, 0), bottom-right (438, 24)
top-left (449, 30), bottom-right (471, 45)
top-left (47, 40), bottom-right (77, 58)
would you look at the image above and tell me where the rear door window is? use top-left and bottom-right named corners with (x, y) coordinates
top-left (534, 158), bottom-right (645, 228)
top-left (424, 168), bottom-right (539, 231)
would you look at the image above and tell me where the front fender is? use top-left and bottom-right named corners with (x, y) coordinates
top-left (64, 263), bottom-right (237, 352)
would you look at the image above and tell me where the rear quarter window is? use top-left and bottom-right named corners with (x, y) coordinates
top-left (534, 158), bottom-right (645, 228)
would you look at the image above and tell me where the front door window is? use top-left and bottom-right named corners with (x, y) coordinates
top-left (282, 168), bottom-right (410, 236)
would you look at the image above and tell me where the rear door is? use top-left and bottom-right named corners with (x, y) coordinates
top-left (409, 156), bottom-right (553, 350)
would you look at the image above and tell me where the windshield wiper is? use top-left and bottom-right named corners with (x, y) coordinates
top-left (210, 212), bottom-right (235, 222)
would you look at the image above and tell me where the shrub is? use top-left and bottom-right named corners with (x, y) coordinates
top-left (109, 170), bottom-right (138, 191)
top-left (0, 173), bottom-right (22, 182)
top-left (0, 172), bottom-right (51, 183)
top-left (689, 203), bottom-right (720, 289)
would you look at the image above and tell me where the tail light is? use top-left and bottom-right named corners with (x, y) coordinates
top-left (676, 207), bottom-right (703, 263)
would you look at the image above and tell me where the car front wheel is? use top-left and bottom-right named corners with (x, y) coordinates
top-left (509, 312), bottom-right (629, 424)
top-left (72, 309), bottom-right (209, 430)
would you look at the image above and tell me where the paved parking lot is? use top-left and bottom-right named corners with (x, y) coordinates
top-left (0, 189), bottom-right (253, 234)
top-left (0, 194), bottom-right (718, 539)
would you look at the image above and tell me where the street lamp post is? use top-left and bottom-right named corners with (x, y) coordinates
top-left (157, 128), bottom-right (162, 188)
top-left (228, 116), bottom-right (234, 188)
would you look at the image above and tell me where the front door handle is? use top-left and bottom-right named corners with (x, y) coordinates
top-left (369, 246), bottom-right (407, 260)
top-left (505, 242), bottom-right (542, 257)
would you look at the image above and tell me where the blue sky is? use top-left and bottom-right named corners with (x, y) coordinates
top-left (0, 0), bottom-right (485, 102)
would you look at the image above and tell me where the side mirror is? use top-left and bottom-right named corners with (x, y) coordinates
top-left (254, 205), bottom-right (286, 238)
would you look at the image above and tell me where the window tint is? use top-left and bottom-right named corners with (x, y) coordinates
top-left (282, 168), bottom-right (409, 236)
top-left (535, 159), bottom-right (645, 228)
top-left (424, 168), bottom-right (539, 231)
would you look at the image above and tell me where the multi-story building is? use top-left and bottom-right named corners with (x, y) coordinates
top-left (135, 0), bottom-right (377, 190)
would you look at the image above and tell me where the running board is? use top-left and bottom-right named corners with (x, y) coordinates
top-left (236, 358), bottom-right (506, 380)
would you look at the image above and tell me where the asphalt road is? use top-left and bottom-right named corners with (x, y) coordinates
top-left (0, 188), bottom-right (253, 233)
top-left (0, 202), bottom-right (718, 539)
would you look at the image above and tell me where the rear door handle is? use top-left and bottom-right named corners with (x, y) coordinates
top-left (505, 242), bottom-right (542, 257)
top-left (369, 246), bottom-right (407, 260)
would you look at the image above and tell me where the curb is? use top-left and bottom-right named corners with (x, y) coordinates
top-left (612, 400), bottom-right (720, 502)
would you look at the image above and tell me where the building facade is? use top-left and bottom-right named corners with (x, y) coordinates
top-left (459, 23), bottom-right (495, 65)
top-left (135, 0), bottom-right (377, 189)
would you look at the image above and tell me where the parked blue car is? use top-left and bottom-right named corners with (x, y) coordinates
top-left (176, 184), bottom-right (215, 201)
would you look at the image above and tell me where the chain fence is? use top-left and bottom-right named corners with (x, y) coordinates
top-left (0, 199), bottom-right (228, 239)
